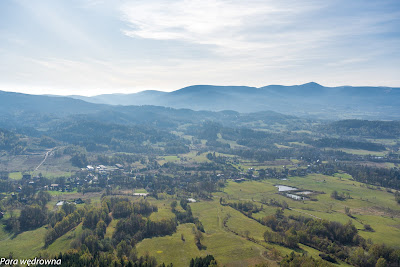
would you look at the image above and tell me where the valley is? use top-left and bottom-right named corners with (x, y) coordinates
top-left (0, 96), bottom-right (399, 266)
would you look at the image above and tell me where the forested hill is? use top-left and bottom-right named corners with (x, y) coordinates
top-left (70, 82), bottom-right (400, 120)
top-left (0, 90), bottom-right (105, 115)
top-left (320, 120), bottom-right (400, 138)
top-left (0, 89), bottom-right (306, 131)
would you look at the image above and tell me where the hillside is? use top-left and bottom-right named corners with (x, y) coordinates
top-left (0, 89), bottom-right (309, 131)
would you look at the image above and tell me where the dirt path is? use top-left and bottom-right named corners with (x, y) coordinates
top-left (35, 147), bottom-right (56, 171)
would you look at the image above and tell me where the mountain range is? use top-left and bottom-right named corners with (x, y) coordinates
top-left (69, 82), bottom-right (400, 120)
top-left (0, 83), bottom-right (399, 124)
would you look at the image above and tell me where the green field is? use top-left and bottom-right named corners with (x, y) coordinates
top-left (0, 226), bottom-right (47, 258)
top-left (222, 174), bottom-right (400, 247)
top-left (0, 222), bottom-right (82, 259)
top-left (8, 172), bottom-right (23, 180)
top-left (325, 148), bottom-right (388, 156)
top-left (1, 171), bottom-right (399, 265)
top-left (45, 224), bottom-right (83, 256)
top-left (131, 173), bottom-right (400, 265)
top-left (137, 224), bottom-right (207, 267)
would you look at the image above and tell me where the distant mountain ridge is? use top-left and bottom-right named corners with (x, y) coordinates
top-left (0, 82), bottom-right (399, 121)
top-left (69, 82), bottom-right (400, 120)
top-left (0, 88), bottom-right (306, 132)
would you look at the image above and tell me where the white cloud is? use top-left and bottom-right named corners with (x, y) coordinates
top-left (120, 0), bottom-right (312, 52)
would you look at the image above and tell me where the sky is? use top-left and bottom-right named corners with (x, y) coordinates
top-left (0, 0), bottom-right (399, 96)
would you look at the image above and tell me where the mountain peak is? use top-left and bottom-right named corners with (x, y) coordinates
top-left (301, 82), bottom-right (323, 87)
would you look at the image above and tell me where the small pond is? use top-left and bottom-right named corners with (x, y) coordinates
top-left (275, 185), bottom-right (298, 192)
top-left (286, 193), bottom-right (305, 200)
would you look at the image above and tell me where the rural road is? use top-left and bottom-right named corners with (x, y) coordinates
top-left (35, 147), bottom-right (56, 171)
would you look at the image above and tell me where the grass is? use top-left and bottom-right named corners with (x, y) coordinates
top-left (0, 226), bottom-right (47, 258)
top-left (137, 224), bottom-right (206, 267)
top-left (2, 168), bottom-right (399, 265)
top-left (355, 215), bottom-right (400, 247)
top-left (137, 198), bottom-right (274, 267)
top-left (8, 172), bottom-right (23, 180)
top-left (222, 174), bottom-right (400, 247)
top-left (134, 188), bottom-right (148, 193)
top-left (158, 152), bottom-right (213, 165)
top-left (216, 138), bottom-right (244, 149)
top-left (7, 171), bottom-right (72, 181)
top-left (365, 139), bottom-right (399, 146)
top-left (149, 206), bottom-right (176, 222)
top-left (0, 222), bottom-right (83, 258)
top-left (223, 180), bottom-right (277, 201)
top-left (325, 148), bottom-right (388, 156)
top-left (274, 143), bottom-right (292, 149)
top-left (47, 189), bottom-right (79, 196)
top-left (190, 200), bottom-right (272, 267)
top-left (45, 223), bottom-right (83, 256)
top-left (0, 223), bottom-right (11, 241)
top-left (105, 219), bottom-right (119, 239)
top-left (36, 171), bottom-right (73, 179)
top-left (163, 156), bottom-right (180, 162)
top-left (179, 151), bottom-right (211, 163)
top-left (288, 142), bottom-right (312, 147)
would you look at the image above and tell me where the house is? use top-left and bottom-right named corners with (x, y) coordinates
top-left (87, 165), bottom-right (94, 171)
top-left (98, 165), bottom-right (107, 170)
top-left (50, 184), bottom-right (59, 190)
top-left (133, 193), bottom-right (149, 197)
top-left (115, 164), bottom-right (124, 169)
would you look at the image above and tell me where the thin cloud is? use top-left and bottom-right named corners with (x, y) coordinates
top-left (119, 0), bottom-right (400, 58)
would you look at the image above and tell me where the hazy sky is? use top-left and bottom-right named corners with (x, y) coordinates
top-left (0, 0), bottom-right (399, 96)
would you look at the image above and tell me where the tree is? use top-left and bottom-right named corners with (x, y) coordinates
top-left (170, 201), bottom-right (177, 210)
top-left (376, 257), bottom-right (387, 267)
top-left (395, 191), bottom-right (400, 204)
top-left (70, 153), bottom-right (88, 168)
top-left (7, 217), bottom-right (20, 233)
top-left (117, 240), bottom-right (132, 258)
top-left (331, 190), bottom-right (339, 200)
top-left (95, 220), bottom-right (107, 239)
top-left (275, 208), bottom-right (284, 218)
top-left (36, 191), bottom-right (51, 207)
top-left (350, 247), bottom-right (369, 267)
top-left (194, 230), bottom-right (204, 250)
top-left (19, 205), bottom-right (47, 230)
top-left (62, 202), bottom-right (76, 215)
top-left (344, 206), bottom-right (351, 217)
